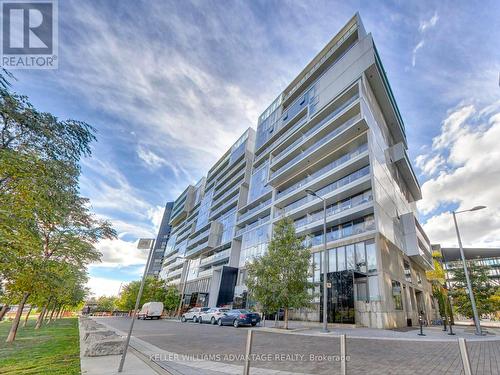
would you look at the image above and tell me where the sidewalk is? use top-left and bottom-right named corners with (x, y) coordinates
top-left (78, 318), bottom-right (161, 375)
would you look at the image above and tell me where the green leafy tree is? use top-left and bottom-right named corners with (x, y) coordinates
top-left (117, 277), bottom-right (167, 311)
top-left (426, 251), bottom-right (453, 322)
top-left (95, 296), bottom-right (118, 312)
top-left (164, 286), bottom-right (181, 314)
top-left (450, 262), bottom-right (497, 319)
top-left (246, 218), bottom-right (312, 329)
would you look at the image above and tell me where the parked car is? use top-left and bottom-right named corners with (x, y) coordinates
top-left (217, 309), bottom-right (261, 327)
top-left (181, 307), bottom-right (210, 323)
top-left (137, 302), bottom-right (163, 320)
top-left (199, 307), bottom-right (230, 324)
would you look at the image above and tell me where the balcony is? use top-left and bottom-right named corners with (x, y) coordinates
top-left (275, 142), bottom-right (368, 201)
top-left (276, 165), bottom-right (371, 217)
top-left (235, 216), bottom-right (271, 237)
top-left (387, 142), bottom-right (422, 202)
top-left (294, 190), bottom-right (373, 233)
top-left (401, 213), bottom-right (433, 270)
top-left (304, 215), bottom-right (376, 249)
top-left (271, 93), bottom-right (359, 166)
top-left (237, 196), bottom-right (272, 225)
top-left (200, 249), bottom-right (231, 267)
top-left (269, 113), bottom-right (367, 186)
top-left (185, 221), bottom-right (222, 259)
top-left (211, 184), bottom-right (240, 212)
top-left (197, 268), bottom-right (214, 279)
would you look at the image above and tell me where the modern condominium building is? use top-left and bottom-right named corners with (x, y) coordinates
top-left (159, 13), bottom-right (435, 329)
top-left (147, 201), bottom-right (174, 276)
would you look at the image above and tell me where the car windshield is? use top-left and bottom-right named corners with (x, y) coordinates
top-left (238, 310), bottom-right (251, 314)
top-left (219, 308), bottom-right (229, 312)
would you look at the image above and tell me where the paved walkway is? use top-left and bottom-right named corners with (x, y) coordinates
top-left (93, 317), bottom-right (500, 375)
top-left (78, 318), bottom-right (160, 375)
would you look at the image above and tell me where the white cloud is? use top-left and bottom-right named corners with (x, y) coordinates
top-left (419, 12), bottom-right (439, 33)
top-left (93, 238), bottom-right (148, 268)
top-left (86, 277), bottom-right (123, 297)
top-left (418, 103), bottom-right (500, 247)
top-left (412, 40), bottom-right (425, 67)
top-left (412, 11), bottom-right (439, 67)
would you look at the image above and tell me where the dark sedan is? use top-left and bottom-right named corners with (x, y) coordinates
top-left (217, 309), bottom-right (261, 327)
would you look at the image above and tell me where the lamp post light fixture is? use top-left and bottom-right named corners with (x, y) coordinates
top-left (452, 205), bottom-right (486, 336)
top-left (305, 188), bottom-right (329, 333)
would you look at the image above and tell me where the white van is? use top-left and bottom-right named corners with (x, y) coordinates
top-left (137, 302), bottom-right (163, 320)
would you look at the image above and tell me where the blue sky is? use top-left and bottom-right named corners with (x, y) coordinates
top-left (10, 0), bottom-right (500, 296)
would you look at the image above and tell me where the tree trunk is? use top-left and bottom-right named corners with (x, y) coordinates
top-left (35, 297), bottom-right (51, 329)
top-left (0, 304), bottom-right (9, 321)
top-left (23, 305), bottom-right (33, 327)
top-left (46, 305), bottom-right (57, 324)
top-left (284, 307), bottom-right (289, 330)
top-left (6, 292), bottom-right (29, 343)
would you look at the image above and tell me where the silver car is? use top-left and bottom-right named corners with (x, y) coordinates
top-left (181, 307), bottom-right (210, 323)
top-left (199, 307), bottom-right (230, 324)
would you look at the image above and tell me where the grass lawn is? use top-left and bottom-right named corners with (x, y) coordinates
top-left (0, 317), bottom-right (80, 374)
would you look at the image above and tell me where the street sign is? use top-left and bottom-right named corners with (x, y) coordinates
top-left (137, 238), bottom-right (153, 249)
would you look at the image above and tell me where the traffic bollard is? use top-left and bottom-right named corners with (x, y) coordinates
top-left (418, 315), bottom-right (426, 336)
top-left (243, 329), bottom-right (253, 375)
top-left (458, 338), bottom-right (472, 375)
top-left (442, 316), bottom-right (447, 331)
top-left (340, 334), bottom-right (346, 375)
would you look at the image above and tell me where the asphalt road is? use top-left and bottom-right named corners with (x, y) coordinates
top-left (101, 317), bottom-right (500, 375)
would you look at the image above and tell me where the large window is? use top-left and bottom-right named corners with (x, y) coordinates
top-left (196, 188), bottom-right (214, 231)
top-left (219, 208), bottom-right (237, 245)
top-left (404, 260), bottom-right (412, 283)
top-left (365, 240), bottom-right (377, 273)
top-left (248, 161), bottom-right (271, 202)
top-left (239, 223), bottom-right (270, 266)
top-left (392, 280), bottom-right (403, 310)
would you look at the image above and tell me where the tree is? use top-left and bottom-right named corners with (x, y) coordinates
top-left (0, 76), bottom-right (115, 342)
top-left (450, 262), bottom-right (497, 319)
top-left (246, 218), bottom-right (312, 329)
top-left (95, 296), bottom-right (118, 312)
top-left (117, 277), bottom-right (168, 311)
top-left (164, 286), bottom-right (181, 314)
top-left (426, 251), bottom-right (453, 322)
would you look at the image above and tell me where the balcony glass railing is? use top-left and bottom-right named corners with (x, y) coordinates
top-left (236, 216), bottom-right (271, 237)
top-left (276, 143), bottom-right (368, 200)
top-left (187, 228), bottom-right (210, 248)
top-left (200, 249), bottom-right (231, 266)
top-left (304, 216), bottom-right (375, 247)
top-left (276, 164), bottom-right (370, 217)
top-left (238, 198), bottom-right (272, 222)
top-left (294, 190), bottom-right (372, 229)
top-left (270, 113), bottom-right (361, 179)
top-left (212, 184), bottom-right (240, 209)
top-left (272, 94), bottom-right (359, 165)
top-left (197, 268), bottom-right (214, 278)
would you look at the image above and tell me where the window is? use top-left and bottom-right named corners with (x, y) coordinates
top-left (365, 240), bottom-right (377, 273)
top-left (355, 242), bottom-right (367, 273)
top-left (337, 246), bottom-right (346, 271)
top-left (417, 272), bottom-right (422, 286)
top-left (313, 252), bottom-right (321, 282)
top-left (328, 248), bottom-right (337, 273)
top-left (392, 280), bottom-right (403, 310)
top-left (404, 260), bottom-right (412, 283)
top-left (346, 245), bottom-right (355, 270)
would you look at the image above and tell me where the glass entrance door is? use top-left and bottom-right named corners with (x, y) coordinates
top-left (320, 270), bottom-right (355, 324)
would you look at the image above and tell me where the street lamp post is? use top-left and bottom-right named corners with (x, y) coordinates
top-left (452, 206), bottom-right (486, 336)
top-left (306, 189), bottom-right (329, 333)
top-left (118, 238), bottom-right (156, 372)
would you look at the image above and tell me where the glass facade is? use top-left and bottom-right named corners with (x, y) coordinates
top-left (248, 161), bottom-right (271, 202)
top-left (218, 208), bottom-right (237, 245)
top-left (239, 223), bottom-right (270, 267)
top-left (196, 188), bottom-right (214, 231)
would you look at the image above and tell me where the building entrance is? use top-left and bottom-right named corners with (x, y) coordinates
top-left (320, 270), bottom-right (355, 324)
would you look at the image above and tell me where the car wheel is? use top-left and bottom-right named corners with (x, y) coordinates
top-left (181, 316), bottom-right (186, 323)
top-left (211, 317), bottom-right (216, 325)
top-left (198, 316), bottom-right (203, 324)
top-left (233, 319), bottom-right (239, 328)
top-left (193, 316), bottom-right (197, 323)
top-left (217, 318), bottom-right (223, 326)
top-left (251, 323), bottom-right (257, 326)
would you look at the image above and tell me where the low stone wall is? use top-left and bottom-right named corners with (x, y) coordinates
top-left (79, 316), bottom-right (124, 357)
